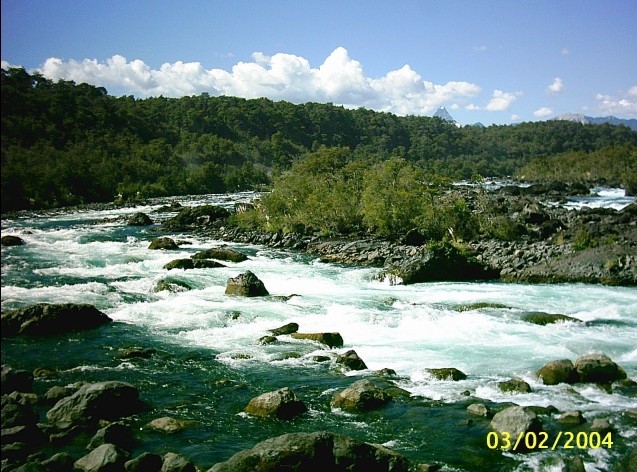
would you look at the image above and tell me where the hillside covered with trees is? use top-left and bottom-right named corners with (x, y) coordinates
top-left (2, 67), bottom-right (636, 212)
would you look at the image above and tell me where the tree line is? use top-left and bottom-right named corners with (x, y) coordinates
top-left (2, 66), bottom-right (636, 212)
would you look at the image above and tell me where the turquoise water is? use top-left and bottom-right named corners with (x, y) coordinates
top-left (2, 193), bottom-right (636, 471)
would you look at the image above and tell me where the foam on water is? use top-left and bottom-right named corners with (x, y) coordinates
top-left (2, 192), bottom-right (636, 470)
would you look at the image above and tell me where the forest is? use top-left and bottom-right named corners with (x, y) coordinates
top-left (2, 66), bottom-right (636, 212)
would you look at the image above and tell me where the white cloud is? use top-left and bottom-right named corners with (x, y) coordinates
top-left (533, 107), bottom-right (553, 117)
top-left (485, 89), bottom-right (522, 111)
top-left (33, 47), bottom-right (482, 116)
top-left (594, 91), bottom-right (637, 116)
top-left (546, 77), bottom-right (564, 95)
top-left (473, 45), bottom-right (487, 52)
top-left (561, 48), bottom-right (570, 56)
top-left (511, 114), bottom-right (522, 122)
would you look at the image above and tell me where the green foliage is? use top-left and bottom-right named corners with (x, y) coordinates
top-left (2, 66), bottom-right (636, 212)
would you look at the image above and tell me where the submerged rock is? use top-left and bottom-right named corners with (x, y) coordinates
top-left (244, 387), bottom-right (307, 420)
top-left (225, 271), bottom-right (269, 296)
top-left (521, 312), bottom-right (582, 325)
top-left (208, 431), bottom-right (410, 472)
top-left (147, 416), bottom-right (192, 434)
top-left (1, 303), bottom-right (112, 337)
top-left (1, 235), bottom-right (26, 246)
top-left (497, 378), bottom-right (532, 394)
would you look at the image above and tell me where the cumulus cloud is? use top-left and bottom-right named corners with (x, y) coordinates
top-left (33, 47), bottom-right (482, 116)
top-left (594, 90), bottom-right (637, 116)
top-left (533, 107), bottom-right (553, 118)
top-left (485, 89), bottom-right (522, 111)
top-left (546, 77), bottom-right (564, 95)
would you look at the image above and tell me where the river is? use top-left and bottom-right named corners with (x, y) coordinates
top-left (1, 191), bottom-right (635, 471)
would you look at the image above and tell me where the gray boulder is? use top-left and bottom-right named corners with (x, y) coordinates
top-left (207, 431), bottom-right (410, 472)
top-left (162, 205), bottom-right (230, 231)
top-left (127, 212), bottom-right (153, 226)
top-left (125, 452), bottom-right (163, 472)
top-left (331, 379), bottom-right (391, 412)
top-left (225, 271), bottom-right (269, 296)
top-left (574, 354), bottom-right (627, 383)
top-left (490, 406), bottom-right (543, 452)
top-left (46, 381), bottom-right (142, 428)
top-left (87, 422), bottom-right (134, 451)
top-left (536, 359), bottom-right (579, 385)
top-left (161, 452), bottom-right (197, 472)
top-left (74, 443), bottom-right (129, 472)
top-left (244, 387), bottom-right (307, 420)
top-left (1, 303), bottom-right (112, 337)
top-left (290, 332), bottom-right (344, 348)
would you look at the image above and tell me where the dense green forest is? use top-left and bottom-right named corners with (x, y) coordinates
top-left (2, 66), bottom-right (636, 212)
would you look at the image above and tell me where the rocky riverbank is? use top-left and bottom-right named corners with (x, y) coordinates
top-left (185, 183), bottom-right (637, 286)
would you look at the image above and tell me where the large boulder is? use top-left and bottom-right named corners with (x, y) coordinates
top-left (497, 378), bottom-right (532, 394)
top-left (147, 416), bottom-right (191, 434)
top-left (1, 365), bottom-right (34, 394)
top-left (574, 354), bottom-right (627, 383)
top-left (46, 381), bottom-right (142, 428)
top-left (290, 332), bottom-right (344, 348)
top-left (490, 406), bottom-right (543, 452)
top-left (87, 422), bottom-right (135, 451)
top-left (192, 247), bottom-right (248, 263)
top-left (536, 359), bottom-right (579, 385)
top-left (225, 271), bottom-right (269, 297)
top-left (161, 452), bottom-right (197, 472)
top-left (244, 387), bottom-right (307, 420)
top-left (1, 235), bottom-right (26, 246)
top-left (207, 431), bottom-right (410, 472)
top-left (125, 452), bottom-right (163, 472)
top-left (381, 243), bottom-right (499, 285)
top-left (331, 379), bottom-right (391, 412)
top-left (162, 205), bottom-right (230, 231)
top-left (1, 303), bottom-right (112, 337)
top-left (74, 443), bottom-right (129, 472)
top-left (127, 212), bottom-right (153, 226)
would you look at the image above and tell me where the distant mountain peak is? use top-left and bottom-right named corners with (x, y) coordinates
top-left (553, 113), bottom-right (637, 131)
top-left (433, 106), bottom-right (456, 123)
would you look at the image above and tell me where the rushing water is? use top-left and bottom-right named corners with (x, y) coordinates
top-left (1, 192), bottom-right (636, 471)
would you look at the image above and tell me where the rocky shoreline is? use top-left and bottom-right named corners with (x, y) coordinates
top-left (188, 184), bottom-right (637, 287)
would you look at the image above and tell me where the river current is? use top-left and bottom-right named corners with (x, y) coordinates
top-left (1, 191), bottom-right (636, 471)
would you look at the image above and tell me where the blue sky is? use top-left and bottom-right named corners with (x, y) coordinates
top-left (2, 0), bottom-right (636, 125)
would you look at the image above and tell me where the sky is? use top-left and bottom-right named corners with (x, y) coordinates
top-left (2, 0), bottom-right (636, 126)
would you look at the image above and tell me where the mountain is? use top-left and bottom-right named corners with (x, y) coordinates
top-left (433, 106), bottom-right (456, 123)
top-left (553, 113), bottom-right (637, 131)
